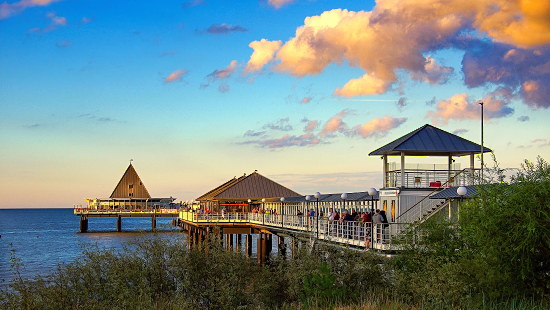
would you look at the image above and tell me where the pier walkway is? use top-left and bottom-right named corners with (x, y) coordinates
top-left (178, 211), bottom-right (410, 251)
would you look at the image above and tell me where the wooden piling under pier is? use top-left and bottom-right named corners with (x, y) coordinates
top-left (116, 216), bottom-right (122, 232)
top-left (74, 210), bottom-right (178, 232)
top-left (79, 216), bottom-right (88, 233)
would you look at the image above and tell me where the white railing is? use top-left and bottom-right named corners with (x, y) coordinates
top-left (179, 212), bottom-right (409, 249)
top-left (385, 169), bottom-right (476, 188)
top-left (74, 207), bottom-right (179, 215)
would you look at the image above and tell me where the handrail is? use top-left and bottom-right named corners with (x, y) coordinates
top-left (396, 168), bottom-right (468, 221)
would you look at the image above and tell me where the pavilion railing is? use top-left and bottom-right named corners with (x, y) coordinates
top-left (385, 168), bottom-right (478, 188)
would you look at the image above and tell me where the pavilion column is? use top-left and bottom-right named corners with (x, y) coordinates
top-left (383, 155), bottom-right (388, 187)
top-left (448, 155), bottom-right (453, 186)
top-left (400, 152), bottom-right (405, 187)
top-left (470, 153), bottom-right (475, 184)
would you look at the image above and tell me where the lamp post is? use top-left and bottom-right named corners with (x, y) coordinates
top-left (340, 193), bottom-right (348, 212)
top-left (479, 101), bottom-right (484, 180)
top-left (280, 197), bottom-right (285, 226)
top-left (305, 195), bottom-right (311, 230)
top-left (367, 188), bottom-right (377, 210)
top-left (457, 186), bottom-right (467, 221)
top-left (367, 188), bottom-right (377, 247)
top-left (314, 192), bottom-right (321, 239)
top-left (261, 198), bottom-right (266, 224)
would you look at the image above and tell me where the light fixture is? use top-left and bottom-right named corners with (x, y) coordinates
top-left (340, 193), bottom-right (348, 200)
top-left (280, 197), bottom-right (285, 202)
top-left (457, 186), bottom-right (467, 196)
top-left (305, 195), bottom-right (311, 201)
top-left (367, 187), bottom-right (377, 197)
top-left (314, 192), bottom-right (321, 199)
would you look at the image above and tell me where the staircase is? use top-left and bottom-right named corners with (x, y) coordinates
top-left (396, 169), bottom-right (466, 224)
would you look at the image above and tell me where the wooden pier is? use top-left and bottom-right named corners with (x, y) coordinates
top-left (177, 211), bottom-right (406, 262)
top-left (74, 208), bottom-right (179, 232)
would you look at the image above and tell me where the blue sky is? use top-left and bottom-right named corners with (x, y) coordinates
top-left (1, 0), bottom-right (549, 207)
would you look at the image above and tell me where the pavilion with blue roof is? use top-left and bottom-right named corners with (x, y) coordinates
top-left (369, 124), bottom-right (491, 189)
top-left (368, 124), bottom-right (491, 223)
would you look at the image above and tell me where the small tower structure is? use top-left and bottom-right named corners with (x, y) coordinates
top-left (368, 124), bottom-right (491, 223)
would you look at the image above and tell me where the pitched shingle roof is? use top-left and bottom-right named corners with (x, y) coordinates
top-left (369, 124), bottom-right (492, 156)
top-left (110, 164), bottom-right (151, 199)
top-left (196, 171), bottom-right (300, 201)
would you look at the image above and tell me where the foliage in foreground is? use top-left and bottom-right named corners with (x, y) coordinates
top-left (392, 156), bottom-right (550, 307)
top-left (1, 157), bottom-right (548, 310)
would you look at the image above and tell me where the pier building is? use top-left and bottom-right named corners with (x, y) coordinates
top-left (196, 171), bottom-right (300, 212)
top-left (75, 163), bottom-right (177, 232)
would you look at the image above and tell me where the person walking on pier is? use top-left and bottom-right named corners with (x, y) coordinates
top-left (372, 210), bottom-right (383, 243)
top-left (380, 210), bottom-right (389, 243)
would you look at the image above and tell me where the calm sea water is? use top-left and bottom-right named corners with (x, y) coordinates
top-left (0, 208), bottom-right (183, 286)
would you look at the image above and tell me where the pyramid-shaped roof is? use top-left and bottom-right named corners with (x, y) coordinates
top-left (110, 164), bottom-right (151, 199)
top-left (369, 124), bottom-right (492, 156)
top-left (197, 171), bottom-right (300, 201)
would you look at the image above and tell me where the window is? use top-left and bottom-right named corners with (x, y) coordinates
top-left (129, 193), bottom-right (133, 197)
top-left (129, 184), bottom-right (134, 189)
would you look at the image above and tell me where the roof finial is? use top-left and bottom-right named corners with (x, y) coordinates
top-left (130, 159), bottom-right (134, 165)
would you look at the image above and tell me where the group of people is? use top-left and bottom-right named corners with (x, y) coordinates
top-left (298, 208), bottom-right (390, 248)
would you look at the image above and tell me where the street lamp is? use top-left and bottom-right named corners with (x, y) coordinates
top-left (457, 186), bottom-right (467, 220)
top-left (261, 198), bottom-right (266, 223)
top-left (367, 188), bottom-right (377, 210)
top-left (247, 199), bottom-right (252, 213)
top-left (340, 193), bottom-right (348, 212)
top-left (479, 101), bottom-right (484, 180)
top-left (314, 192), bottom-right (321, 238)
top-left (305, 195), bottom-right (311, 231)
top-left (280, 197), bottom-right (285, 226)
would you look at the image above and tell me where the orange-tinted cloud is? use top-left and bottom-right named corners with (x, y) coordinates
top-left (242, 133), bottom-right (320, 148)
top-left (208, 60), bottom-right (237, 80)
top-left (304, 120), bottom-right (319, 132)
top-left (352, 116), bottom-right (407, 138)
top-left (268, 0), bottom-right (294, 9)
top-left (319, 109), bottom-right (350, 137)
top-left (245, 1), bottom-right (550, 102)
top-left (244, 39), bottom-right (282, 73)
top-left (164, 69), bottom-right (187, 83)
top-left (29, 12), bottom-right (66, 32)
top-left (410, 56), bottom-right (454, 84)
top-left (427, 88), bottom-right (514, 124)
top-left (0, 0), bottom-right (58, 19)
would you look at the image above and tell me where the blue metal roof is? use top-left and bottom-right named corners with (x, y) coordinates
top-left (369, 124), bottom-right (492, 156)
top-left (430, 185), bottom-right (477, 199)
